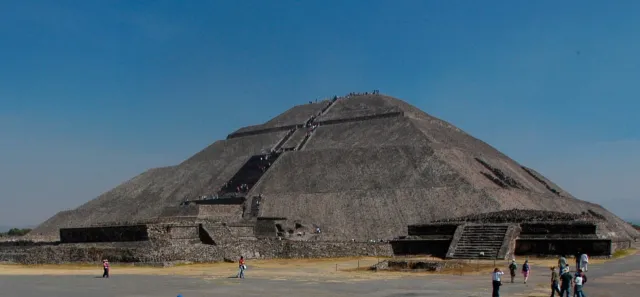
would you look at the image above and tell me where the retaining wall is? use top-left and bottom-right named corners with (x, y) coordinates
top-left (2, 240), bottom-right (393, 264)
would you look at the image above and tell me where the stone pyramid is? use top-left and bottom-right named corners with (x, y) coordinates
top-left (31, 93), bottom-right (639, 242)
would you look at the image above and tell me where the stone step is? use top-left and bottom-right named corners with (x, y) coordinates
top-left (457, 240), bottom-right (504, 243)
top-left (455, 252), bottom-right (500, 256)
top-left (461, 231), bottom-right (506, 234)
top-left (462, 231), bottom-right (507, 234)
top-left (454, 252), bottom-right (499, 256)
top-left (454, 247), bottom-right (501, 252)
top-left (456, 245), bottom-right (502, 248)
top-left (459, 240), bottom-right (503, 242)
top-left (455, 247), bottom-right (501, 251)
top-left (452, 255), bottom-right (497, 260)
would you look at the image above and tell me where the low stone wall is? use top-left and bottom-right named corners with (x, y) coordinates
top-left (515, 239), bottom-right (611, 256)
top-left (390, 239), bottom-right (450, 258)
top-left (2, 240), bottom-right (393, 264)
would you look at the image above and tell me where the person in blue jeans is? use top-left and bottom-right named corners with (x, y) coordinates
top-left (574, 269), bottom-right (587, 297)
top-left (559, 269), bottom-right (573, 297)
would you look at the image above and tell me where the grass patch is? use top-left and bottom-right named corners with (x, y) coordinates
top-left (612, 248), bottom-right (636, 259)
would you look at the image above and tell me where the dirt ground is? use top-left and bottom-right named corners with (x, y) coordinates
top-left (0, 250), bottom-right (632, 280)
top-left (0, 250), bottom-right (637, 297)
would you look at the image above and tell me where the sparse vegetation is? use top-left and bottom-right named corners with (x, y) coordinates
top-left (0, 228), bottom-right (31, 237)
top-left (612, 248), bottom-right (636, 259)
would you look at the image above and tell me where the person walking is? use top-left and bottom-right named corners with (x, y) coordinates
top-left (549, 266), bottom-right (562, 297)
top-left (102, 259), bottom-right (110, 278)
top-left (237, 256), bottom-right (246, 279)
top-left (508, 260), bottom-right (517, 283)
top-left (522, 260), bottom-right (531, 284)
top-left (559, 268), bottom-right (573, 297)
top-left (558, 255), bottom-right (568, 272)
top-left (579, 253), bottom-right (589, 272)
top-left (492, 268), bottom-right (504, 297)
top-left (574, 269), bottom-right (587, 297)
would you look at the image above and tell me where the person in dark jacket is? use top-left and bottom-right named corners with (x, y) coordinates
top-left (549, 266), bottom-right (562, 296)
top-left (508, 260), bottom-right (517, 283)
top-left (559, 269), bottom-right (573, 297)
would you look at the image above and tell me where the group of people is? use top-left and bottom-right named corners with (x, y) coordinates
top-left (492, 253), bottom-right (590, 297)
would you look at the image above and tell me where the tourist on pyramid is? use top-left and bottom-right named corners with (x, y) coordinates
top-left (102, 259), bottom-right (110, 278)
top-left (521, 260), bottom-right (531, 284)
top-left (508, 260), bottom-right (517, 283)
top-left (491, 267), bottom-right (504, 297)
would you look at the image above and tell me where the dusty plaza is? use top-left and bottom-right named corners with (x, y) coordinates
top-left (1, 251), bottom-right (639, 297)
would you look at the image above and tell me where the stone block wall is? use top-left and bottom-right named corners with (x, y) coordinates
top-left (197, 205), bottom-right (243, 219)
top-left (228, 225), bottom-right (255, 238)
top-left (611, 240), bottom-right (633, 254)
top-left (147, 224), bottom-right (200, 240)
top-left (4, 239), bottom-right (393, 264)
top-left (497, 224), bottom-right (521, 260)
top-left (254, 220), bottom-right (277, 238)
top-left (408, 224), bottom-right (459, 236)
top-left (59, 225), bottom-right (149, 243)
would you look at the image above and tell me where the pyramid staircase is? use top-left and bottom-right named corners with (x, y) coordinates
top-left (450, 224), bottom-right (510, 259)
top-left (218, 153), bottom-right (281, 196)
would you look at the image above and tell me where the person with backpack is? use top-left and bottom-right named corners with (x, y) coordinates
top-left (522, 260), bottom-right (531, 284)
top-left (508, 260), bottom-right (517, 283)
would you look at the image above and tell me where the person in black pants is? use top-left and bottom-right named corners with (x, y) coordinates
top-left (102, 259), bottom-right (110, 278)
top-left (492, 268), bottom-right (504, 297)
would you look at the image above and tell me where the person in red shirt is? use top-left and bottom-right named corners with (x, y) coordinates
top-left (237, 256), bottom-right (246, 279)
top-left (102, 259), bottom-right (110, 278)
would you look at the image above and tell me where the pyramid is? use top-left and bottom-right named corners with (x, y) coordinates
top-left (31, 93), bottom-right (639, 243)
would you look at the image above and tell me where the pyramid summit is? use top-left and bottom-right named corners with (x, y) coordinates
top-left (23, 92), bottom-right (637, 262)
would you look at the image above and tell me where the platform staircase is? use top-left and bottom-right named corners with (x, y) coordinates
top-left (450, 224), bottom-right (509, 259)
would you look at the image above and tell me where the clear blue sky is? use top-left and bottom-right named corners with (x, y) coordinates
top-left (1, 0), bottom-right (639, 227)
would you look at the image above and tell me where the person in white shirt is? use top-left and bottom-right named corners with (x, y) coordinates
top-left (580, 253), bottom-right (589, 272)
top-left (492, 268), bottom-right (504, 297)
top-left (574, 274), bottom-right (585, 297)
